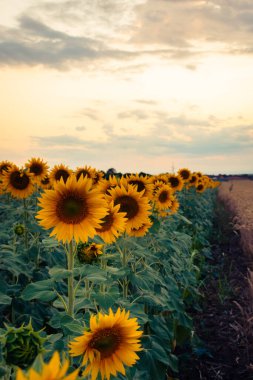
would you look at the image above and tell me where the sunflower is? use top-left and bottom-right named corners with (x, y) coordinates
top-left (0, 160), bottom-right (13, 177)
top-left (69, 308), bottom-right (143, 380)
top-left (92, 170), bottom-right (105, 186)
top-left (39, 175), bottom-right (52, 190)
top-left (75, 165), bottom-right (96, 181)
top-left (77, 242), bottom-right (104, 264)
top-left (95, 202), bottom-right (127, 244)
top-left (106, 184), bottom-right (151, 233)
top-left (167, 174), bottom-right (184, 192)
top-left (50, 164), bottom-right (72, 184)
top-left (128, 218), bottom-right (152, 237)
top-left (96, 175), bottom-right (119, 196)
top-left (153, 184), bottom-right (173, 210)
top-left (158, 195), bottom-right (180, 217)
top-left (122, 174), bottom-right (153, 199)
top-left (36, 175), bottom-right (108, 243)
top-left (196, 181), bottom-right (205, 193)
top-left (178, 168), bottom-right (191, 182)
top-left (16, 351), bottom-right (79, 380)
top-left (2, 165), bottom-right (34, 199)
top-left (188, 173), bottom-right (197, 186)
top-left (25, 157), bottom-right (49, 184)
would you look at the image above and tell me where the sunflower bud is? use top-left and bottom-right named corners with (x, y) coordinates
top-left (77, 242), bottom-right (103, 264)
top-left (14, 223), bottom-right (26, 236)
top-left (1, 320), bottom-right (46, 368)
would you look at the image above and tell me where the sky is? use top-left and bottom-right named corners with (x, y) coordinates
top-left (1, 0), bottom-right (253, 175)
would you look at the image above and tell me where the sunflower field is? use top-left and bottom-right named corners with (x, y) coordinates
top-left (0, 159), bottom-right (220, 380)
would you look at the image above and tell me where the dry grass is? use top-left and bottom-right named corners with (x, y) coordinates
top-left (218, 179), bottom-right (253, 256)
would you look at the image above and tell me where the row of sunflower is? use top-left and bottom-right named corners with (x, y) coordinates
top-left (0, 158), bottom-right (219, 380)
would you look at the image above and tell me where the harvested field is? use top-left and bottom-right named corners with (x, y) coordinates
top-left (218, 180), bottom-right (253, 256)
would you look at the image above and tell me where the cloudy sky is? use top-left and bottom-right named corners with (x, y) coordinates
top-left (1, 0), bottom-right (253, 174)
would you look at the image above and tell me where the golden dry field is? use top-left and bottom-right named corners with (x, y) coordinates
top-left (218, 179), bottom-right (253, 256)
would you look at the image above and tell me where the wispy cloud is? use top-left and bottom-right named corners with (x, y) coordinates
top-left (1, 0), bottom-right (253, 69)
top-left (31, 118), bottom-right (253, 159)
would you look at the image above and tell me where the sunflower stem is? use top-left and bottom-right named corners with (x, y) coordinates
top-left (23, 198), bottom-right (29, 250)
top-left (67, 240), bottom-right (75, 318)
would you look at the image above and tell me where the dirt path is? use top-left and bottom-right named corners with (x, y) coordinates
top-left (178, 201), bottom-right (253, 380)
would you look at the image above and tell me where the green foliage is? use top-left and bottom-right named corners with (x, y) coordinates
top-left (0, 186), bottom-right (218, 379)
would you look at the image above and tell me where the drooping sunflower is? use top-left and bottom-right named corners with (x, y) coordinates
top-left (153, 184), bottom-right (173, 210)
top-left (16, 351), bottom-right (79, 380)
top-left (2, 165), bottom-right (34, 199)
top-left (0, 160), bottom-right (13, 177)
top-left (167, 174), bottom-right (184, 192)
top-left (128, 218), bottom-right (153, 237)
top-left (77, 242), bottom-right (104, 264)
top-left (36, 175), bottom-right (108, 243)
top-left (69, 308), bottom-right (143, 380)
top-left (95, 202), bottom-right (127, 244)
top-left (50, 164), bottom-right (72, 184)
top-left (106, 184), bottom-right (151, 233)
top-left (25, 157), bottom-right (49, 184)
top-left (122, 174), bottom-right (153, 199)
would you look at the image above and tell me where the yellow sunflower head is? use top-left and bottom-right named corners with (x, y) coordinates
top-left (188, 173), bottom-right (198, 186)
top-left (167, 174), bottom-right (184, 192)
top-left (77, 242), bottom-right (104, 264)
top-left (16, 351), bottom-right (79, 380)
top-left (153, 184), bottom-right (173, 210)
top-left (178, 168), bottom-right (191, 182)
top-left (0, 160), bottom-right (13, 177)
top-left (69, 308), bottom-right (143, 380)
top-left (75, 165), bottom-right (96, 182)
top-left (39, 175), bottom-right (52, 190)
top-left (95, 201), bottom-right (127, 244)
top-left (122, 173), bottom-right (153, 199)
top-left (196, 181), bottom-right (205, 193)
top-left (50, 164), bottom-right (72, 184)
top-left (25, 157), bottom-right (49, 184)
top-left (92, 170), bottom-right (105, 186)
top-left (106, 184), bottom-right (151, 234)
top-left (96, 175), bottom-right (120, 196)
top-left (127, 218), bottom-right (153, 237)
top-left (36, 174), bottom-right (108, 243)
top-left (1, 165), bottom-right (34, 199)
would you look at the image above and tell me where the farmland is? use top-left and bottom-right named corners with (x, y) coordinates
top-left (0, 160), bottom-right (252, 380)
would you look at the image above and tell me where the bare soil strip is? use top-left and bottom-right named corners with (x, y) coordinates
top-left (178, 195), bottom-right (253, 380)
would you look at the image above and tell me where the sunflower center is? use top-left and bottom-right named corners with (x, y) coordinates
top-left (56, 194), bottom-right (87, 224)
top-left (197, 184), bottom-right (204, 191)
top-left (180, 170), bottom-right (190, 180)
top-left (169, 177), bottom-right (179, 188)
top-left (97, 213), bottom-right (114, 232)
top-left (89, 328), bottom-right (121, 359)
top-left (10, 171), bottom-right (30, 190)
top-left (129, 180), bottom-right (145, 192)
top-left (29, 163), bottom-right (43, 175)
top-left (41, 176), bottom-right (50, 185)
top-left (114, 195), bottom-right (139, 219)
top-left (158, 191), bottom-right (169, 203)
top-left (55, 170), bottom-right (70, 183)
